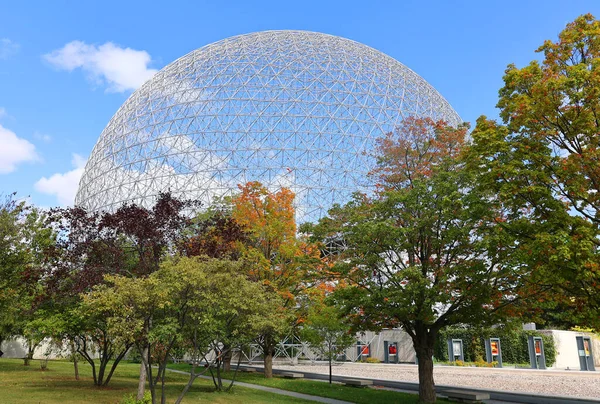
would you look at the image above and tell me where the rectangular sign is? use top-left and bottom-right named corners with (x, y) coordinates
top-left (453, 341), bottom-right (462, 356)
top-left (584, 340), bottom-right (591, 357)
top-left (388, 344), bottom-right (397, 355)
top-left (491, 341), bottom-right (499, 356)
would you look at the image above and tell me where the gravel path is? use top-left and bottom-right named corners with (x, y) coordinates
top-left (273, 362), bottom-right (600, 400)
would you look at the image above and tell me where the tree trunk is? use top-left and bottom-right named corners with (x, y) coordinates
top-left (413, 327), bottom-right (437, 403)
top-left (73, 355), bottom-right (79, 380)
top-left (329, 355), bottom-right (332, 385)
top-left (416, 346), bottom-right (436, 403)
top-left (160, 364), bottom-right (167, 404)
top-left (215, 356), bottom-right (223, 390)
top-left (223, 344), bottom-right (232, 372)
top-left (263, 346), bottom-right (274, 378)
top-left (175, 372), bottom-right (198, 404)
top-left (77, 342), bottom-right (98, 384)
top-left (97, 357), bottom-right (106, 386)
top-left (24, 340), bottom-right (35, 366)
top-left (226, 350), bottom-right (243, 392)
top-left (137, 346), bottom-right (148, 400)
top-left (103, 347), bottom-right (129, 386)
top-left (139, 344), bottom-right (156, 404)
top-left (70, 341), bottom-right (79, 380)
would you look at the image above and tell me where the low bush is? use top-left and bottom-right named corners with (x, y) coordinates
top-left (120, 392), bottom-right (151, 404)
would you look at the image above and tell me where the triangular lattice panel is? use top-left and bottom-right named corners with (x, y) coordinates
top-left (75, 30), bottom-right (461, 222)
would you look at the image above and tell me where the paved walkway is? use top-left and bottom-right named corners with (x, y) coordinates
top-left (167, 368), bottom-right (352, 404)
top-left (168, 367), bottom-right (519, 403)
top-left (266, 364), bottom-right (600, 404)
top-left (273, 362), bottom-right (600, 401)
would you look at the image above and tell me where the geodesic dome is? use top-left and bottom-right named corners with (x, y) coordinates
top-left (75, 30), bottom-right (460, 222)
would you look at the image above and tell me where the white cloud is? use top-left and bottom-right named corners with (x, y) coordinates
top-left (34, 131), bottom-right (52, 142)
top-left (0, 124), bottom-right (38, 173)
top-left (35, 154), bottom-right (87, 206)
top-left (0, 38), bottom-right (19, 59)
top-left (44, 41), bottom-right (157, 92)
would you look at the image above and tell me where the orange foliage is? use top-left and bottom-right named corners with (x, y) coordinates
top-left (231, 182), bottom-right (308, 304)
top-left (232, 181), bottom-right (296, 258)
top-left (370, 117), bottom-right (468, 190)
top-left (231, 181), bottom-right (338, 320)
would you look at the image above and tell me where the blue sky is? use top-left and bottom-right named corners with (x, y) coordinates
top-left (1, 0), bottom-right (598, 208)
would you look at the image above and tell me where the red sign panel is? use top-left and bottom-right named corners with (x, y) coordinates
top-left (535, 340), bottom-right (542, 356)
top-left (389, 344), bottom-right (397, 355)
top-left (491, 341), bottom-right (499, 356)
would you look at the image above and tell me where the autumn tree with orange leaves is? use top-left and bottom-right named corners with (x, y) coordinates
top-left (231, 182), bottom-right (322, 378)
top-left (310, 117), bottom-right (541, 403)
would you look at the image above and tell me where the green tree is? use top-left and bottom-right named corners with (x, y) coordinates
top-left (312, 118), bottom-right (537, 403)
top-left (0, 195), bottom-right (31, 352)
top-left (0, 196), bottom-right (54, 362)
top-left (301, 304), bottom-right (354, 384)
top-left (84, 256), bottom-right (275, 404)
top-left (470, 14), bottom-right (600, 329)
top-left (41, 193), bottom-right (194, 391)
top-left (180, 207), bottom-right (249, 372)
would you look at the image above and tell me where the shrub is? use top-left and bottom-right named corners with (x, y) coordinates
top-left (435, 326), bottom-right (556, 366)
top-left (120, 392), bottom-right (151, 404)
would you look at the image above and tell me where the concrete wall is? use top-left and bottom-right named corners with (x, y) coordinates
top-left (1, 337), bottom-right (65, 360)
top-left (348, 328), bottom-right (600, 370)
top-left (344, 329), bottom-right (416, 363)
top-left (592, 333), bottom-right (600, 367)
top-left (539, 330), bottom-right (600, 370)
top-left (0, 338), bottom-right (28, 358)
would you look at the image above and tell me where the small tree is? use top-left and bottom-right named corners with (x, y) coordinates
top-left (181, 208), bottom-right (249, 371)
top-left (0, 198), bottom-right (54, 365)
top-left (231, 182), bottom-right (321, 378)
top-left (32, 307), bottom-right (86, 379)
top-left (301, 304), bottom-right (354, 384)
top-left (84, 256), bottom-right (274, 404)
top-left (42, 193), bottom-right (194, 390)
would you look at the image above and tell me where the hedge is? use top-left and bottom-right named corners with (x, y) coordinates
top-left (435, 326), bottom-right (556, 366)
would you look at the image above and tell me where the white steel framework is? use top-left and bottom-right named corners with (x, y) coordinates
top-left (76, 30), bottom-right (460, 221)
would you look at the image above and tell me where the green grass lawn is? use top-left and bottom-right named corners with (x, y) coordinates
top-left (0, 358), bottom-right (456, 403)
top-left (0, 358), bottom-right (312, 404)
top-left (168, 362), bottom-right (453, 404)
